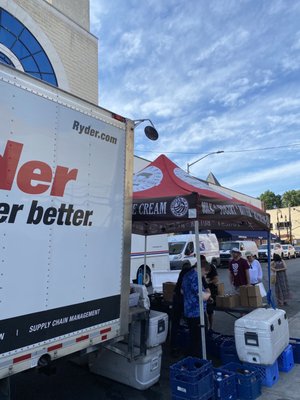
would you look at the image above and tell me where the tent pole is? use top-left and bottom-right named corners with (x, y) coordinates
top-left (194, 220), bottom-right (207, 359)
top-left (143, 235), bottom-right (147, 285)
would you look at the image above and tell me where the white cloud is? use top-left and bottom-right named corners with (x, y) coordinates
top-left (90, 0), bottom-right (300, 197)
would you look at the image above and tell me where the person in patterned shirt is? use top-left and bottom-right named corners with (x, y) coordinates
top-left (181, 255), bottom-right (211, 357)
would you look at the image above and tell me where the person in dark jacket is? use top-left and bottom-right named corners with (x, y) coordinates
top-left (170, 264), bottom-right (191, 355)
top-left (205, 262), bottom-right (219, 330)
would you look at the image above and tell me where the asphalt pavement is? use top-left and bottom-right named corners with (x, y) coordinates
top-left (9, 257), bottom-right (300, 399)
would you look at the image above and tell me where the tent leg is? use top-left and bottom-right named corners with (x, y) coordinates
top-left (194, 220), bottom-right (206, 359)
top-left (143, 235), bottom-right (147, 285)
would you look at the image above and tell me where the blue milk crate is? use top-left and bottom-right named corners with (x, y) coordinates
top-left (172, 389), bottom-right (214, 400)
top-left (220, 362), bottom-right (262, 400)
top-left (170, 357), bottom-right (213, 399)
top-left (278, 344), bottom-right (294, 372)
top-left (243, 360), bottom-right (279, 387)
top-left (213, 368), bottom-right (237, 400)
top-left (220, 338), bottom-right (240, 365)
top-left (289, 338), bottom-right (300, 364)
top-left (207, 331), bottom-right (223, 357)
top-left (207, 332), bottom-right (234, 358)
top-left (170, 357), bottom-right (212, 381)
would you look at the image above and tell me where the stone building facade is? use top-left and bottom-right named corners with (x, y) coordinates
top-left (0, 0), bottom-right (98, 104)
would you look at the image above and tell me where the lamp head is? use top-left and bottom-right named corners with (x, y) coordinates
top-left (134, 119), bottom-right (159, 141)
top-left (144, 125), bottom-right (159, 141)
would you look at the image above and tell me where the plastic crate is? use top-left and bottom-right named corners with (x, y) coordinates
top-left (170, 357), bottom-right (213, 399)
top-left (289, 338), bottom-right (300, 363)
top-left (170, 357), bottom-right (212, 381)
top-left (207, 331), bottom-right (222, 357)
top-left (278, 344), bottom-right (294, 372)
top-left (213, 368), bottom-right (237, 400)
top-left (170, 371), bottom-right (213, 399)
top-left (244, 360), bottom-right (279, 387)
top-left (172, 389), bottom-right (214, 400)
top-left (220, 362), bottom-right (262, 400)
top-left (220, 339), bottom-right (240, 365)
top-left (207, 332), bottom-right (234, 358)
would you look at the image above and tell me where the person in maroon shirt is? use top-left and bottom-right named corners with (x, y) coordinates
top-left (228, 247), bottom-right (250, 291)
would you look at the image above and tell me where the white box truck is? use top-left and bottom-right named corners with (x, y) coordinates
top-left (130, 234), bottom-right (170, 287)
top-left (0, 64), bottom-right (134, 379)
top-left (220, 240), bottom-right (258, 265)
top-left (168, 233), bottom-right (220, 269)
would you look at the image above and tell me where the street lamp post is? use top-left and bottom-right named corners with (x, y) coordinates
top-left (187, 151), bottom-right (224, 174)
top-left (288, 205), bottom-right (292, 243)
top-left (276, 209), bottom-right (282, 240)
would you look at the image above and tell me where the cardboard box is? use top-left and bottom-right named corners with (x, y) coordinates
top-left (217, 283), bottom-right (225, 296)
top-left (222, 294), bottom-right (240, 308)
top-left (216, 296), bottom-right (224, 307)
top-left (162, 282), bottom-right (176, 302)
top-left (248, 296), bottom-right (263, 307)
top-left (240, 286), bottom-right (249, 307)
top-left (247, 285), bottom-right (261, 298)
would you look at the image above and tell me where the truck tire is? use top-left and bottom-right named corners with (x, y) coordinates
top-left (137, 266), bottom-right (152, 287)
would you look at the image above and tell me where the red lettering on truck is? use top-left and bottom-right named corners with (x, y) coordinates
top-left (0, 140), bottom-right (78, 197)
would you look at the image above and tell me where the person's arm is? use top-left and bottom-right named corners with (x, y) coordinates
top-left (245, 267), bottom-right (250, 285)
top-left (228, 266), bottom-right (234, 284)
top-left (202, 290), bottom-right (211, 301)
top-left (282, 260), bottom-right (287, 270)
top-left (257, 261), bottom-right (263, 282)
top-left (210, 275), bottom-right (219, 285)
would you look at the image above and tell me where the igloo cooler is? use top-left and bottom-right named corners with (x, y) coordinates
top-left (133, 310), bottom-right (168, 348)
top-left (89, 342), bottom-right (162, 390)
top-left (234, 308), bottom-right (289, 365)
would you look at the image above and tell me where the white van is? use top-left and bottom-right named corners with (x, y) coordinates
top-left (168, 234), bottom-right (220, 270)
top-left (219, 240), bottom-right (258, 265)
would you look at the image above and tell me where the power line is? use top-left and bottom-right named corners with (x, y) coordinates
top-left (135, 143), bottom-right (300, 155)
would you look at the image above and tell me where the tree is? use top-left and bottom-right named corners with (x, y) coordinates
top-left (258, 190), bottom-right (282, 210)
top-left (281, 190), bottom-right (300, 207)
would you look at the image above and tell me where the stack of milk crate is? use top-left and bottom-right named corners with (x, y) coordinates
top-left (170, 357), bottom-right (238, 400)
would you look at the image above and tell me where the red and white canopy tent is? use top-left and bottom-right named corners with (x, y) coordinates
top-left (132, 154), bottom-right (270, 358)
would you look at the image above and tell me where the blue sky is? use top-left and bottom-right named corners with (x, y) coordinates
top-left (90, 0), bottom-right (300, 199)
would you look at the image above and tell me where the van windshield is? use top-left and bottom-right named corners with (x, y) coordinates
top-left (220, 242), bottom-right (239, 251)
top-left (168, 242), bottom-right (185, 255)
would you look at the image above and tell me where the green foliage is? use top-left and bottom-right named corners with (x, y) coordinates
top-left (282, 190), bottom-right (300, 207)
top-left (258, 190), bottom-right (282, 209)
top-left (258, 190), bottom-right (300, 209)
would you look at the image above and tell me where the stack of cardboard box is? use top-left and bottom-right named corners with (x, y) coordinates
top-left (216, 284), bottom-right (263, 309)
top-left (216, 293), bottom-right (240, 308)
top-left (162, 282), bottom-right (176, 302)
top-left (240, 285), bottom-right (262, 307)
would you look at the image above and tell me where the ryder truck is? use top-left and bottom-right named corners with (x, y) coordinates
top-left (0, 64), bottom-right (134, 379)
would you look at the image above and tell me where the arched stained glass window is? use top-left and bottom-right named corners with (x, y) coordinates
top-left (0, 51), bottom-right (14, 66)
top-left (0, 8), bottom-right (57, 86)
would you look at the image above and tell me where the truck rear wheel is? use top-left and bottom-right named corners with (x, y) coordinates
top-left (137, 266), bottom-right (152, 287)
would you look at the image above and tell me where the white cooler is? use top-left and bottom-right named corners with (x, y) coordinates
top-left (89, 342), bottom-right (162, 390)
top-left (133, 310), bottom-right (168, 348)
top-left (235, 308), bottom-right (289, 365)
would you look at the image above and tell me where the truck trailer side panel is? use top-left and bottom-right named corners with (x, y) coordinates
top-left (0, 65), bottom-right (133, 376)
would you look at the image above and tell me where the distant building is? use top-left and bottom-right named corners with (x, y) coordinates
top-left (267, 206), bottom-right (300, 244)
